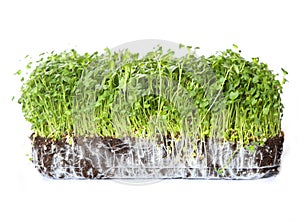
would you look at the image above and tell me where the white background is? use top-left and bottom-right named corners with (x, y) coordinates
top-left (0, 0), bottom-right (299, 221)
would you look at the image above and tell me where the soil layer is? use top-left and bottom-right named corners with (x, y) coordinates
top-left (31, 135), bottom-right (284, 179)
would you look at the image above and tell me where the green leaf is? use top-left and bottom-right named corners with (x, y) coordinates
top-left (281, 68), bottom-right (288, 75)
top-left (179, 43), bottom-right (185, 48)
top-left (200, 100), bottom-right (209, 108)
top-left (15, 70), bottom-right (22, 75)
top-left (26, 62), bottom-right (32, 69)
top-left (254, 132), bottom-right (262, 137)
top-left (263, 106), bottom-right (270, 115)
top-left (233, 79), bottom-right (240, 88)
top-left (233, 44), bottom-right (238, 49)
top-left (233, 65), bottom-right (239, 74)
top-left (229, 91), bottom-right (239, 101)
top-left (251, 99), bottom-right (257, 105)
top-left (282, 77), bottom-right (287, 84)
top-left (253, 76), bottom-right (259, 83)
top-left (247, 145), bottom-right (255, 152)
top-left (218, 76), bottom-right (225, 84)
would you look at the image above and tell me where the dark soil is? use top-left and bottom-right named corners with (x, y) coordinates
top-left (31, 134), bottom-right (284, 179)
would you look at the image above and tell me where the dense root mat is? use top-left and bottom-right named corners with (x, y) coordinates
top-left (32, 135), bottom-right (283, 179)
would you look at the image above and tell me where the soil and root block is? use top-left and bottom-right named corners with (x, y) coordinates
top-left (32, 135), bottom-right (283, 179)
